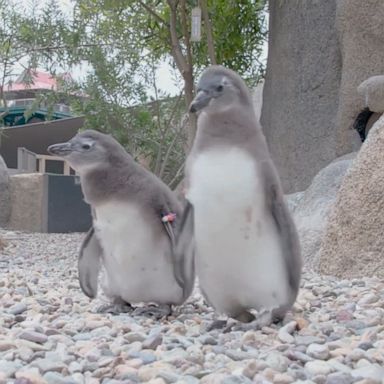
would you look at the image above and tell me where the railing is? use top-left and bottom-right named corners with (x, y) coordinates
top-left (8, 98), bottom-right (71, 114)
top-left (36, 154), bottom-right (72, 175)
top-left (17, 147), bottom-right (73, 175)
top-left (17, 147), bottom-right (37, 172)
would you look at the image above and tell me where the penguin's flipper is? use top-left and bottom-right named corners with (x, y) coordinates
top-left (173, 200), bottom-right (196, 301)
top-left (78, 227), bottom-right (102, 299)
top-left (261, 161), bottom-right (302, 299)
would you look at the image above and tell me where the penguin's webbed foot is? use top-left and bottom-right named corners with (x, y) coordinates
top-left (96, 298), bottom-right (133, 314)
top-left (132, 304), bottom-right (172, 320)
top-left (206, 319), bottom-right (229, 332)
top-left (224, 309), bottom-right (276, 332)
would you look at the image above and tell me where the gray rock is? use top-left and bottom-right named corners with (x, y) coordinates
top-left (19, 331), bottom-right (48, 344)
top-left (304, 361), bottom-right (333, 376)
top-left (312, 375), bottom-right (326, 384)
top-left (161, 348), bottom-right (188, 363)
top-left (0, 360), bottom-right (23, 377)
top-left (265, 352), bottom-right (289, 372)
top-left (43, 371), bottom-right (77, 384)
top-left (198, 335), bottom-right (218, 346)
top-left (14, 379), bottom-right (35, 384)
top-left (18, 346), bottom-right (34, 363)
top-left (357, 342), bottom-right (374, 351)
top-left (174, 376), bottom-right (200, 384)
top-left (225, 350), bottom-right (258, 361)
top-left (32, 358), bottom-right (67, 373)
top-left (285, 350), bottom-right (313, 364)
top-left (8, 302), bottom-right (28, 315)
top-left (68, 361), bottom-right (83, 374)
top-left (72, 333), bottom-right (92, 341)
top-left (278, 321), bottom-right (297, 344)
top-left (142, 333), bottom-right (163, 350)
top-left (306, 344), bottom-right (330, 360)
top-left (133, 351), bottom-right (156, 365)
top-left (351, 364), bottom-right (384, 381)
top-left (221, 375), bottom-right (253, 384)
top-left (157, 370), bottom-right (181, 383)
top-left (295, 336), bottom-right (325, 346)
top-left (325, 372), bottom-right (354, 384)
top-left (124, 332), bottom-right (146, 343)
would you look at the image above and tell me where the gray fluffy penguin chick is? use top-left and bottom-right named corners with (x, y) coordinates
top-left (177, 66), bottom-right (302, 327)
top-left (48, 130), bottom-right (195, 317)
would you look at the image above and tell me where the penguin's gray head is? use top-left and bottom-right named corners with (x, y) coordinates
top-left (189, 65), bottom-right (252, 114)
top-left (48, 130), bottom-right (121, 173)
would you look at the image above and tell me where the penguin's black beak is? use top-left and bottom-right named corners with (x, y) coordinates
top-left (47, 142), bottom-right (73, 156)
top-left (189, 90), bottom-right (212, 113)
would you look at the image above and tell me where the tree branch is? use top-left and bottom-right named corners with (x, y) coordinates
top-left (136, 0), bottom-right (168, 25)
top-left (168, 160), bottom-right (186, 189)
top-left (167, 0), bottom-right (188, 75)
top-left (159, 112), bottom-right (187, 179)
top-left (200, 0), bottom-right (216, 64)
top-left (180, 0), bottom-right (193, 68)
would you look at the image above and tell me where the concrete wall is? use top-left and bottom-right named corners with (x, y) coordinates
top-left (8, 173), bottom-right (47, 232)
top-left (7, 173), bottom-right (91, 233)
top-left (0, 155), bottom-right (11, 227)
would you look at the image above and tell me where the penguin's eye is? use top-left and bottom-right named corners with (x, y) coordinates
top-left (216, 85), bottom-right (224, 92)
top-left (82, 144), bottom-right (91, 150)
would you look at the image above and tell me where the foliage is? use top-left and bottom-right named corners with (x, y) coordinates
top-left (0, 0), bottom-right (267, 186)
top-left (69, 66), bottom-right (188, 188)
top-left (0, 0), bottom-right (71, 102)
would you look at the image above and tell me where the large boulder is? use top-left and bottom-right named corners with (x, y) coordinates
top-left (317, 115), bottom-right (384, 278)
top-left (261, 0), bottom-right (341, 193)
top-left (0, 155), bottom-right (11, 227)
top-left (287, 152), bottom-right (355, 270)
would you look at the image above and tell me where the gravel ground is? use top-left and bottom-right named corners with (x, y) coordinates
top-left (1, 229), bottom-right (384, 384)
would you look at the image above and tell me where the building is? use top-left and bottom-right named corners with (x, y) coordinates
top-left (0, 69), bottom-right (91, 233)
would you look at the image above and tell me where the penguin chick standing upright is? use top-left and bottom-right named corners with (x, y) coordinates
top-left (48, 130), bottom-right (195, 317)
top-left (178, 66), bottom-right (302, 326)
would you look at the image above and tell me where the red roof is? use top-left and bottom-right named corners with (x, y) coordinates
top-left (5, 70), bottom-right (71, 92)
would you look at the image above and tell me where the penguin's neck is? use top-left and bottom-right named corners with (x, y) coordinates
top-left (80, 161), bottom-right (137, 205)
top-left (195, 107), bottom-right (259, 153)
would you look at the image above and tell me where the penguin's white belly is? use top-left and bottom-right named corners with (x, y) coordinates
top-left (187, 148), bottom-right (289, 314)
top-left (93, 201), bottom-right (182, 304)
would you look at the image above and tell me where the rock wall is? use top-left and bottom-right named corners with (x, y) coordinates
top-left (261, 0), bottom-right (341, 193)
top-left (262, 0), bottom-right (384, 193)
top-left (317, 115), bottom-right (384, 279)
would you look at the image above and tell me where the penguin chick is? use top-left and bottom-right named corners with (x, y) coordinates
top-left (48, 130), bottom-right (195, 317)
top-left (178, 66), bottom-right (302, 327)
